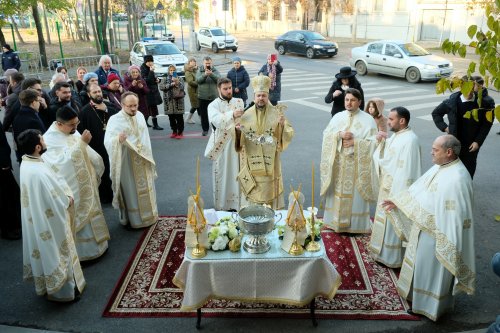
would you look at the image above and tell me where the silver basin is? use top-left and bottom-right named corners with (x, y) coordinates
top-left (234, 205), bottom-right (280, 254)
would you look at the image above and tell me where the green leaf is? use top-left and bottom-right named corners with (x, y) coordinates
top-left (486, 110), bottom-right (493, 123)
top-left (479, 63), bottom-right (486, 75)
top-left (471, 109), bottom-right (479, 122)
top-left (435, 79), bottom-right (446, 94)
top-left (467, 25), bottom-right (477, 39)
top-left (495, 105), bottom-right (500, 123)
top-left (469, 41), bottom-right (478, 48)
top-left (495, 215), bottom-right (500, 222)
top-left (487, 15), bottom-right (495, 31)
top-left (467, 62), bottom-right (476, 76)
top-left (461, 81), bottom-right (474, 97)
top-left (458, 45), bottom-right (467, 58)
top-left (463, 111), bottom-right (471, 119)
top-left (451, 77), bottom-right (463, 90)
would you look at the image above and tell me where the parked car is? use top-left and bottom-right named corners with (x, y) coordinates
top-left (144, 14), bottom-right (155, 24)
top-left (112, 13), bottom-right (128, 21)
top-left (349, 40), bottom-right (454, 83)
top-left (143, 23), bottom-right (175, 42)
top-left (196, 27), bottom-right (238, 53)
top-left (274, 30), bottom-right (338, 59)
top-left (129, 39), bottom-right (188, 76)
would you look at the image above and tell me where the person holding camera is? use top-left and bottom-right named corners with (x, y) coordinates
top-left (258, 54), bottom-right (283, 106)
top-left (196, 56), bottom-right (221, 136)
top-left (140, 55), bottom-right (163, 130)
top-left (124, 65), bottom-right (150, 121)
top-left (160, 65), bottom-right (186, 139)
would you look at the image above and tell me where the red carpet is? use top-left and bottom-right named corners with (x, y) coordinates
top-left (103, 217), bottom-right (418, 320)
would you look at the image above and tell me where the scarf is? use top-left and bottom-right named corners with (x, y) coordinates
top-left (267, 63), bottom-right (277, 90)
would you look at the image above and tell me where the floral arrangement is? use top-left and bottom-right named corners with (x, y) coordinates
top-left (208, 217), bottom-right (240, 251)
top-left (277, 216), bottom-right (323, 244)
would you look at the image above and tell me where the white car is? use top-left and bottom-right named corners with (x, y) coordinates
top-left (129, 39), bottom-right (188, 76)
top-left (143, 23), bottom-right (175, 42)
top-left (196, 27), bottom-right (238, 53)
top-left (349, 40), bottom-right (453, 83)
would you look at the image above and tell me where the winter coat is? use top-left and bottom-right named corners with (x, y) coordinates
top-left (1, 50), bottom-right (21, 71)
top-left (184, 66), bottom-right (199, 108)
top-left (123, 73), bottom-right (150, 114)
top-left (227, 65), bottom-right (250, 103)
top-left (160, 75), bottom-right (185, 115)
top-left (12, 106), bottom-right (46, 146)
top-left (95, 66), bottom-right (121, 86)
top-left (258, 62), bottom-right (283, 103)
top-left (100, 86), bottom-right (122, 112)
top-left (324, 79), bottom-right (365, 116)
top-left (2, 81), bottom-right (23, 131)
top-left (140, 63), bottom-right (162, 107)
top-left (195, 66), bottom-right (221, 101)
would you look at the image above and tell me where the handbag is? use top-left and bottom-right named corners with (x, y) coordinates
top-left (172, 86), bottom-right (185, 100)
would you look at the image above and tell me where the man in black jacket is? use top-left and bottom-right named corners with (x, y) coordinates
top-left (2, 72), bottom-right (24, 131)
top-left (12, 89), bottom-right (47, 162)
top-left (48, 82), bottom-right (81, 124)
top-left (432, 76), bottom-right (495, 178)
top-left (77, 83), bottom-right (118, 203)
top-left (21, 78), bottom-right (51, 129)
top-left (0, 120), bottom-right (21, 240)
top-left (1, 44), bottom-right (21, 71)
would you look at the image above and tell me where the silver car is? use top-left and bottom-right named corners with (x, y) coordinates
top-left (349, 40), bottom-right (453, 83)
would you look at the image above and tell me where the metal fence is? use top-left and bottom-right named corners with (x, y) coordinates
top-left (0, 51), bottom-right (44, 79)
top-left (49, 54), bottom-right (121, 76)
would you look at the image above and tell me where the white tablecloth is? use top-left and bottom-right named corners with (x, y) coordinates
top-left (173, 210), bottom-right (342, 311)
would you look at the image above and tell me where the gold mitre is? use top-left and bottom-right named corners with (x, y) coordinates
top-left (251, 74), bottom-right (271, 93)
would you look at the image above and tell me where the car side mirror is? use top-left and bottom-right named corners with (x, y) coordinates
top-left (394, 53), bottom-right (402, 58)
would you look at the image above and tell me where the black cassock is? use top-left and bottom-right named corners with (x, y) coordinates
top-left (78, 101), bottom-right (118, 204)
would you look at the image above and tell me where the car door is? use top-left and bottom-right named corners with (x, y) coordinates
top-left (130, 43), bottom-right (142, 66)
top-left (365, 42), bottom-right (385, 73)
top-left (198, 29), bottom-right (209, 47)
top-left (382, 43), bottom-right (405, 76)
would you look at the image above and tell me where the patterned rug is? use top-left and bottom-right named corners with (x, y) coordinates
top-left (103, 217), bottom-right (419, 320)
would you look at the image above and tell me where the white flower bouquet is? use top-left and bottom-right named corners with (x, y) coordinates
top-left (277, 216), bottom-right (323, 243)
top-left (208, 217), bottom-right (240, 251)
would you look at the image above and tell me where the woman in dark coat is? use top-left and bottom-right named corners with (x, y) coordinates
top-left (123, 65), bottom-right (150, 118)
top-left (140, 55), bottom-right (163, 130)
top-left (324, 66), bottom-right (364, 117)
top-left (227, 56), bottom-right (250, 107)
top-left (258, 54), bottom-right (283, 106)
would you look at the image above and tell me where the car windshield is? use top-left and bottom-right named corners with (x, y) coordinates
top-left (149, 25), bottom-right (166, 31)
top-left (210, 28), bottom-right (228, 36)
top-left (398, 43), bottom-right (430, 56)
top-left (303, 31), bottom-right (325, 41)
top-left (145, 44), bottom-right (180, 55)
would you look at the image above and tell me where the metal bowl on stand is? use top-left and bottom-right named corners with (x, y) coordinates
top-left (233, 205), bottom-right (282, 254)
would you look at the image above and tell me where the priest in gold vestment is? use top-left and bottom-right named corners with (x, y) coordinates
top-left (383, 135), bottom-right (475, 321)
top-left (104, 92), bottom-right (158, 228)
top-left (43, 106), bottom-right (110, 261)
top-left (235, 75), bottom-right (294, 209)
top-left (18, 129), bottom-right (85, 302)
top-left (320, 88), bottom-right (377, 233)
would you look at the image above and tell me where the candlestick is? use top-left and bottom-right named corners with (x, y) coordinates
top-left (311, 162), bottom-right (315, 208)
top-left (306, 163), bottom-right (320, 252)
top-left (196, 156), bottom-right (200, 191)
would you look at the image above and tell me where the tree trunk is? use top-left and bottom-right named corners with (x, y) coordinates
top-left (9, 16), bottom-right (25, 44)
top-left (91, 0), bottom-right (102, 54)
top-left (42, 4), bottom-right (52, 45)
top-left (74, 7), bottom-right (84, 41)
top-left (82, 0), bottom-right (91, 41)
top-left (32, 4), bottom-right (48, 67)
top-left (0, 28), bottom-right (6, 46)
top-left (101, 0), bottom-right (110, 53)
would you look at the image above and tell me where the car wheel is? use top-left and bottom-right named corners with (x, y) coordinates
top-left (355, 61), bottom-right (367, 75)
top-left (306, 48), bottom-right (315, 59)
top-left (196, 41), bottom-right (201, 51)
top-left (277, 45), bottom-right (286, 55)
top-left (212, 43), bottom-right (219, 53)
top-left (405, 67), bottom-right (421, 83)
top-left (232, 48), bottom-right (237, 52)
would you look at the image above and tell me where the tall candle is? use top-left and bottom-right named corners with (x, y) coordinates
top-left (311, 162), bottom-right (315, 209)
top-left (196, 156), bottom-right (200, 191)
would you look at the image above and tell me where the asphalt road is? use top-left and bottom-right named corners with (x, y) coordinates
top-left (0, 34), bottom-right (499, 333)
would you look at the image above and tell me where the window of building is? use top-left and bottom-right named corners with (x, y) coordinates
top-left (374, 0), bottom-right (383, 12)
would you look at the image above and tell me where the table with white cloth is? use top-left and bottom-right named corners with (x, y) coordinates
top-left (173, 210), bottom-right (341, 326)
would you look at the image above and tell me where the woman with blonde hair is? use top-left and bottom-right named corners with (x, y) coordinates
top-left (160, 65), bottom-right (185, 139)
top-left (184, 57), bottom-right (199, 124)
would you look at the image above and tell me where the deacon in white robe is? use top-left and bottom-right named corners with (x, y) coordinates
top-left (104, 92), bottom-right (158, 228)
top-left (320, 88), bottom-right (377, 233)
top-left (18, 129), bottom-right (85, 302)
top-left (382, 135), bottom-right (475, 321)
top-left (369, 107), bottom-right (422, 268)
top-left (205, 78), bottom-right (244, 211)
top-left (43, 107), bottom-right (110, 261)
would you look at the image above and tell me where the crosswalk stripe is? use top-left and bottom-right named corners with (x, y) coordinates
top-left (416, 114), bottom-right (433, 121)
top-left (364, 89), bottom-right (426, 98)
top-left (380, 94), bottom-right (449, 104)
top-left (284, 98), bottom-right (331, 112)
top-left (284, 80), bottom-right (334, 88)
top-left (402, 102), bottom-right (440, 111)
top-left (363, 85), bottom-right (422, 92)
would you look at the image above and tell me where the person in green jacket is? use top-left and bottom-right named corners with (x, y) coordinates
top-left (195, 56), bottom-right (220, 136)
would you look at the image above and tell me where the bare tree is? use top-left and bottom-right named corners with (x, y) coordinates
top-left (9, 16), bottom-right (25, 44)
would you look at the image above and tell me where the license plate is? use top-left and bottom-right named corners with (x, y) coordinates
top-left (328, 49), bottom-right (336, 52)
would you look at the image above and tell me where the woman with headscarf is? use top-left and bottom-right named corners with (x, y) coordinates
top-left (75, 67), bottom-right (88, 93)
top-left (123, 65), bottom-right (150, 119)
top-left (227, 56), bottom-right (250, 107)
top-left (140, 55), bottom-right (163, 130)
top-left (160, 65), bottom-right (185, 139)
top-left (258, 54), bottom-right (283, 106)
top-left (101, 73), bottom-right (123, 111)
top-left (324, 66), bottom-right (364, 117)
top-left (184, 57), bottom-right (199, 124)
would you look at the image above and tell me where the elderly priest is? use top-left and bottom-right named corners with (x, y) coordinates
top-left (104, 92), bottom-right (158, 228)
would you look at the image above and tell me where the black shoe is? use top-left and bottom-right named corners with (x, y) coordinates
top-left (152, 118), bottom-right (163, 130)
top-left (202, 131), bottom-right (208, 136)
top-left (153, 125), bottom-right (163, 130)
top-left (1, 229), bottom-right (21, 240)
top-left (497, 131), bottom-right (500, 135)
top-left (146, 123), bottom-right (152, 128)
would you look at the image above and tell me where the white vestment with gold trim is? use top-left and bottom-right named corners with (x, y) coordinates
top-left (20, 156), bottom-right (85, 301)
top-left (104, 110), bottom-right (158, 228)
top-left (205, 97), bottom-right (243, 211)
top-left (43, 123), bottom-right (109, 261)
top-left (320, 109), bottom-right (377, 233)
top-left (390, 159), bottom-right (475, 321)
top-left (369, 127), bottom-right (421, 267)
